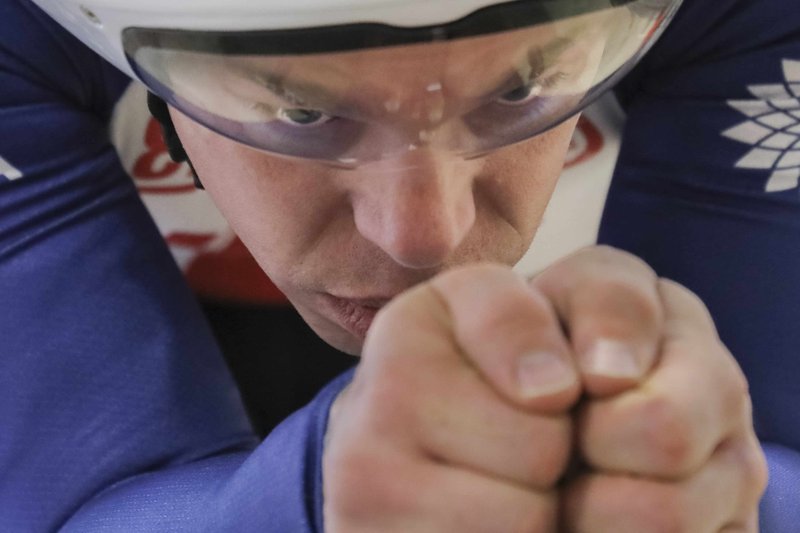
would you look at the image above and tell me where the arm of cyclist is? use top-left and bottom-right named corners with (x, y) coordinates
top-left (601, 0), bottom-right (800, 528)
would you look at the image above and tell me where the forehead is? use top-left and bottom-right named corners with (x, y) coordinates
top-left (131, 1), bottom-right (674, 163)
top-left (211, 14), bottom-right (595, 110)
top-left (156, 5), bottom-right (621, 125)
top-left (259, 24), bottom-right (562, 83)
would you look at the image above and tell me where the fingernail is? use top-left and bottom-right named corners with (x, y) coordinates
top-left (581, 339), bottom-right (640, 379)
top-left (517, 351), bottom-right (576, 398)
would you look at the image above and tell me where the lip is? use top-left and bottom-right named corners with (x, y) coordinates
top-left (320, 293), bottom-right (392, 340)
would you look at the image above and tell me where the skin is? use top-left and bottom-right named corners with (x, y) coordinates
top-left (170, 13), bottom-right (607, 126)
top-left (172, 109), bottom-right (578, 354)
top-left (168, 19), bottom-right (766, 530)
top-left (168, 12), bottom-right (616, 354)
top-left (172, 111), bottom-right (768, 531)
top-left (324, 253), bottom-right (767, 532)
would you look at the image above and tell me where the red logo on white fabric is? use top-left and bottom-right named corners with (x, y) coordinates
top-left (132, 118), bottom-right (196, 194)
top-left (565, 116), bottom-right (604, 169)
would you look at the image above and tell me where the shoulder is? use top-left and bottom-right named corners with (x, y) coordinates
top-left (618, 0), bottom-right (798, 103)
top-left (0, 0), bottom-right (133, 186)
top-left (0, 0), bottom-right (130, 118)
top-left (610, 0), bottom-right (799, 193)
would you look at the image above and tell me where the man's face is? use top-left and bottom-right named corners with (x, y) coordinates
top-left (173, 110), bottom-right (577, 354)
top-left (169, 25), bottom-right (584, 354)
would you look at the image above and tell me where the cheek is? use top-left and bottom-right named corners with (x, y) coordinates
top-left (170, 109), bottom-right (343, 277)
top-left (480, 118), bottom-right (578, 238)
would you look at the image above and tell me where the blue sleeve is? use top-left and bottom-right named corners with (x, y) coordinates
top-left (599, 0), bottom-right (800, 529)
top-left (60, 371), bottom-right (353, 532)
top-left (0, 1), bottom-right (351, 530)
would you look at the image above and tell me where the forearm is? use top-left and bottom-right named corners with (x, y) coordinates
top-left (59, 370), bottom-right (353, 532)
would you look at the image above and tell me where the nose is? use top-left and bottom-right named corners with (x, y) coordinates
top-left (351, 149), bottom-right (478, 270)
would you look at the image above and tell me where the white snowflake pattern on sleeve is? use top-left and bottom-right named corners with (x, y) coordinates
top-left (723, 59), bottom-right (800, 192)
top-left (0, 154), bottom-right (23, 181)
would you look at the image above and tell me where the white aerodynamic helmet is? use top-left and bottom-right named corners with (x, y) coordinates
top-left (32, 0), bottom-right (682, 166)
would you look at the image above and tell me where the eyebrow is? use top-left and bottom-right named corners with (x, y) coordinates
top-left (229, 35), bottom-right (577, 116)
top-left (475, 36), bottom-right (576, 102)
top-left (228, 63), bottom-right (376, 121)
top-left (233, 66), bottom-right (333, 106)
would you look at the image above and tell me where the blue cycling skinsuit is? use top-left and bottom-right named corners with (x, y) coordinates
top-left (1, 0), bottom-right (798, 530)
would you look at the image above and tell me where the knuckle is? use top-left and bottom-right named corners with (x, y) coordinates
top-left (480, 286), bottom-right (552, 331)
top-left (357, 368), bottom-right (416, 434)
top-left (435, 264), bottom-right (561, 349)
top-left (578, 277), bottom-right (661, 334)
top-left (341, 361), bottom-right (420, 444)
top-left (702, 344), bottom-right (751, 432)
top-left (323, 440), bottom-right (375, 514)
top-left (521, 416), bottom-right (572, 488)
top-left (657, 277), bottom-right (699, 302)
top-left (432, 262), bottom-right (518, 301)
top-left (566, 477), bottom-right (689, 533)
top-left (534, 246), bottom-right (655, 293)
top-left (728, 352), bottom-right (750, 397)
top-left (628, 484), bottom-right (689, 533)
top-left (586, 245), bottom-right (658, 277)
top-left (753, 450), bottom-right (770, 499)
top-left (457, 284), bottom-right (564, 361)
top-left (657, 278), bottom-right (716, 329)
top-left (639, 395), bottom-right (699, 475)
top-left (739, 438), bottom-right (770, 502)
top-left (721, 358), bottom-right (751, 422)
top-left (370, 282), bottom-right (438, 336)
top-left (507, 495), bottom-right (557, 533)
top-left (749, 454), bottom-right (770, 502)
top-left (324, 445), bottom-right (392, 520)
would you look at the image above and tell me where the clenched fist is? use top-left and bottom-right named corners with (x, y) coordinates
top-left (323, 246), bottom-right (767, 532)
top-left (535, 249), bottom-right (768, 532)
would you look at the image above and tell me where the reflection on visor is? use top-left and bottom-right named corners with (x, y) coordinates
top-left (125, 0), bottom-right (681, 165)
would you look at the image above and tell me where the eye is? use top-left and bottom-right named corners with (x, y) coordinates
top-left (276, 107), bottom-right (333, 126)
top-left (496, 82), bottom-right (543, 106)
top-left (496, 72), bottom-right (569, 107)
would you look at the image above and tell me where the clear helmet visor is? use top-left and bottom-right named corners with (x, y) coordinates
top-left (124, 0), bottom-right (681, 166)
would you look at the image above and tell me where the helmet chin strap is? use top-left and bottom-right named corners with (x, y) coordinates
top-left (146, 92), bottom-right (204, 190)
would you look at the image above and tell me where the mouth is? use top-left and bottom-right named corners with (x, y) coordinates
top-left (320, 293), bottom-right (392, 340)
